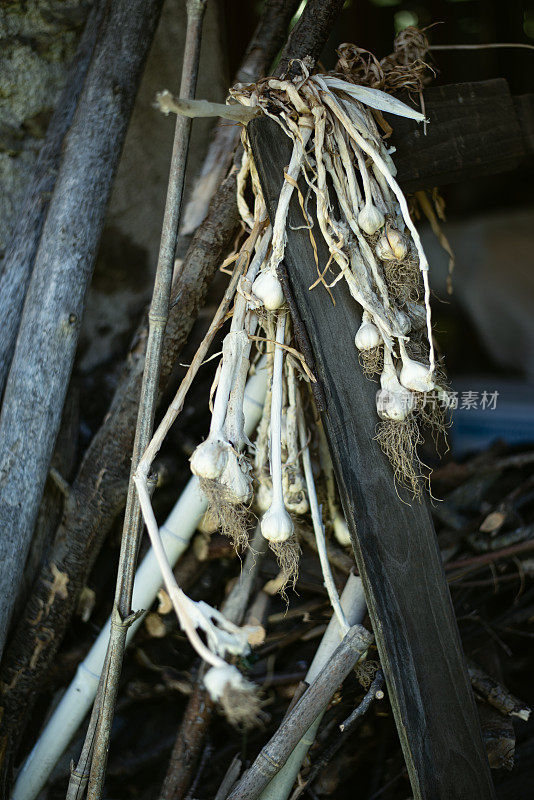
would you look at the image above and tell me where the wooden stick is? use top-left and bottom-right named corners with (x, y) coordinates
top-left (275, 0), bottom-right (345, 79)
top-left (227, 625), bottom-right (372, 800)
top-left (85, 3), bottom-right (207, 796)
top-left (0, 0), bottom-right (106, 395)
top-left (0, 0), bottom-right (164, 665)
top-left (249, 115), bottom-right (496, 800)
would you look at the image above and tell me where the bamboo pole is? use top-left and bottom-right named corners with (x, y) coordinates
top-left (84, 4), bottom-right (208, 797)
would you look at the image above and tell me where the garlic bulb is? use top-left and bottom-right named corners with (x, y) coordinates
top-left (220, 450), bottom-right (252, 504)
top-left (355, 316), bottom-right (381, 351)
top-left (393, 308), bottom-right (411, 336)
top-left (375, 223), bottom-right (407, 261)
top-left (400, 358), bottom-right (435, 394)
top-left (190, 437), bottom-right (229, 480)
top-left (399, 340), bottom-right (435, 393)
top-left (255, 480), bottom-right (273, 514)
top-left (377, 350), bottom-right (414, 421)
top-left (204, 664), bottom-right (249, 701)
top-left (252, 269), bottom-right (285, 311)
top-left (260, 506), bottom-right (294, 542)
top-left (283, 472), bottom-right (309, 515)
top-left (358, 203), bottom-right (384, 236)
top-left (333, 513), bottom-right (351, 546)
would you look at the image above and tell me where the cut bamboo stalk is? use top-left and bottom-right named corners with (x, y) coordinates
top-left (249, 115), bottom-right (496, 800)
top-left (85, 4), bottom-right (207, 795)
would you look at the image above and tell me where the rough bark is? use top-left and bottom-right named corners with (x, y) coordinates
top-left (0, 0), bottom-right (91, 255)
top-left (0, 0), bottom-right (105, 394)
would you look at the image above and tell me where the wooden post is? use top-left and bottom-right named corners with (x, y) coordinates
top-left (249, 115), bottom-right (496, 800)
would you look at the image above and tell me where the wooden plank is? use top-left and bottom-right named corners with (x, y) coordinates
top-left (249, 116), bottom-right (496, 800)
top-left (387, 79), bottom-right (527, 192)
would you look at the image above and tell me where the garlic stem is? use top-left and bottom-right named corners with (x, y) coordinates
top-left (261, 312), bottom-right (294, 543)
top-left (269, 123), bottom-right (313, 271)
top-left (320, 90), bottom-right (435, 372)
top-left (267, 312), bottom-right (287, 509)
top-left (324, 147), bottom-right (390, 311)
top-left (237, 149), bottom-right (254, 229)
top-left (134, 474), bottom-right (226, 669)
top-left (283, 359), bottom-right (308, 514)
top-left (297, 408), bottom-right (349, 634)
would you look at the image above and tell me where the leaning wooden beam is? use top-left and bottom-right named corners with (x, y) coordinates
top-left (0, 0), bottom-right (106, 395)
top-left (389, 79), bottom-right (532, 191)
top-left (0, 0), bottom-right (165, 660)
top-left (249, 115), bottom-right (496, 800)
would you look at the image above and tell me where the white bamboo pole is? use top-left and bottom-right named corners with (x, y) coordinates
top-left (12, 364), bottom-right (268, 800)
top-left (258, 573), bottom-right (367, 800)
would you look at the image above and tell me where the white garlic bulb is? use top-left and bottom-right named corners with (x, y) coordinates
top-left (252, 269), bottom-right (285, 311)
top-left (375, 223), bottom-right (408, 261)
top-left (190, 437), bottom-right (229, 480)
top-left (283, 472), bottom-right (309, 515)
top-left (398, 340), bottom-right (435, 393)
top-left (255, 480), bottom-right (273, 514)
top-left (260, 506), bottom-right (294, 542)
top-left (204, 664), bottom-right (249, 701)
top-left (399, 356), bottom-right (435, 393)
top-left (377, 351), bottom-right (414, 421)
top-left (355, 319), bottom-right (381, 351)
top-left (358, 203), bottom-right (385, 236)
top-left (219, 450), bottom-right (252, 504)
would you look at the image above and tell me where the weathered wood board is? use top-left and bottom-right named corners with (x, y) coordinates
top-left (386, 79), bottom-right (529, 192)
top-left (249, 115), bottom-right (496, 800)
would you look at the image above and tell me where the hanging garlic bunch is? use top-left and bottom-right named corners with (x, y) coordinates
top-left (134, 32), bottom-right (449, 728)
top-left (189, 52), bottom-right (447, 573)
top-left (228, 58), bottom-right (448, 498)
